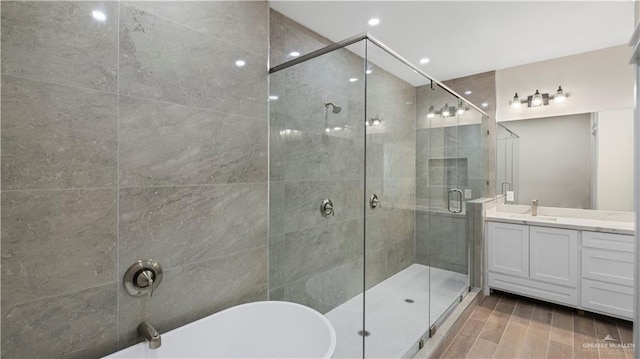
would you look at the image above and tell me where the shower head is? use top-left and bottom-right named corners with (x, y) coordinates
top-left (324, 102), bottom-right (342, 114)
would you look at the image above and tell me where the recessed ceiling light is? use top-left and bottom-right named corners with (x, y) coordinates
top-left (368, 18), bottom-right (380, 26)
top-left (464, 90), bottom-right (472, 95)
top-left (92, 10), bottom-right (106, 22)
top-left (289, 51), bottom-right (300, 57)
top-left (481, 102), bottom-right (489, 108)
top-left (419, 58), bottom-right (430, 64)
top-left (269, 95), bottom-right (279, 101)
top-left (349, 78), bottom-right (358, 82)
top-left (235, 60), bottom-right (246, 67)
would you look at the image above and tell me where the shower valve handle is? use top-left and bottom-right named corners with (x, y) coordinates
top-left (321, 199), bottom-right (334, 217)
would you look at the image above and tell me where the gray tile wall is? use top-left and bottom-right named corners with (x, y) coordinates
top-left (1, 1), bottom-right (269, 357)
top-left (269, 10), bottom-right (416, 314)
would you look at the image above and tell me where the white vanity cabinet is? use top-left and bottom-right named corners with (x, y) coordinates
top-left (487, 222), bottom-right (634, 320)
top-left (487, 222), bottom-right (578, 307)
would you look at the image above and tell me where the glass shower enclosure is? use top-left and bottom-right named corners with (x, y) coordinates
top-left (269, 34), bottom-right (490, 359)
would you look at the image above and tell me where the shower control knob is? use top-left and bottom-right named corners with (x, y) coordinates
top-left (369, 194), bottom-right (381, 209)
top-left (320, 199), bottom-right (334, 217)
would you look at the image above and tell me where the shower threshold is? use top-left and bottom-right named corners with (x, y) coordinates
top-left (325, 264), bottom-right (467, 359)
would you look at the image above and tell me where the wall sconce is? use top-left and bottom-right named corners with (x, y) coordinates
top-left (427, 101), bottom-right (468, 119)
top-left (510, 86), bottom-right (567, 108)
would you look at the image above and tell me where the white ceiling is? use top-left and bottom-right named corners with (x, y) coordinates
top-left (270, 1), bottom-right (635, 85)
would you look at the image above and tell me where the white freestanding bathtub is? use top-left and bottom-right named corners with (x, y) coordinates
top-left (105, 301), bottom-right (336, 359)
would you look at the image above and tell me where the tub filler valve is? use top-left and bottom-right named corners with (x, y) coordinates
top-left (124, 259), bottom-right (163, 298)
top-left (138, 321), bottom-right (161, 349)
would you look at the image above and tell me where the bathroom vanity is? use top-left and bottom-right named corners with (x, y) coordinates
top-left (485, 205), bottom-right (634, 320)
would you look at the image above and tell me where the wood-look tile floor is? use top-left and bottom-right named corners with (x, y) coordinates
top-left (436, 291), bottom-right (634, 359)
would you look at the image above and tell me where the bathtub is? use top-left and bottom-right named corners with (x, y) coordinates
top-left (105, 301), bottom-right (336, 358)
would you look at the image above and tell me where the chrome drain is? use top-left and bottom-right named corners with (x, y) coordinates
top-left (357, 330), bottom-right (371, 337)
top-left (405, 298), bottom-right (415, 303)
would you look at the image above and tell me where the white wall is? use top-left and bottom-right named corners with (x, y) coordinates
top-left (596, 109), bottom-right (635, 211)
top-left (504, 114), bottom-right (592, 209)
top-left (496, 45), bottom-right (634, 122)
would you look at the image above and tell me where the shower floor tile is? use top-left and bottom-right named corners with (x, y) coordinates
top-left (325, 264), bottom-right (468, 359)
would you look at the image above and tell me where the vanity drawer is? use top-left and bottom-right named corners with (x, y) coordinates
top-left (489, 272), bottom-right (578, 307)
top-left (582, 231), bottom-right (634, 253)
top-left (581, 248), bottom-right (634, 286)
top-left (581, 279), bottom-right (634, 320)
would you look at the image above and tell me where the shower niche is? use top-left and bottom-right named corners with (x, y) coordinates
top-left (269, 32), bottom-right (489, 359)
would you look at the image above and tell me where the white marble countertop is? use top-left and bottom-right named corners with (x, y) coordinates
top-left (485, 205), bottom-right (635, 235)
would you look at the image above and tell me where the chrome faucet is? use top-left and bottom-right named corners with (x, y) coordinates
top-left (531, 199), bottom-right (539, 216)
top-left (138, 321), bottom-right (161, 349)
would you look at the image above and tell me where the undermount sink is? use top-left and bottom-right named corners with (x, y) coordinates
top-left (508, 214), bottom-right (558, 222)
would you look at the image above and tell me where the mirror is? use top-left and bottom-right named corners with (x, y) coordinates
top-left (496, 110), bottom-right (634, 212)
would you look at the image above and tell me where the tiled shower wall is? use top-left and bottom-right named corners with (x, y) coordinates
top-left (268, 10), bottom-right (416, 314)
top-left (414, 72), bottom-right (496, 274)
top-left (1, 2), bottom-right (269, 357)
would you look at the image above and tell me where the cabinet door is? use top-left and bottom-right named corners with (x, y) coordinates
top-left (487, 222), bottom-right (529, 278)
top-left (529, 226), bottom-right (578, 287)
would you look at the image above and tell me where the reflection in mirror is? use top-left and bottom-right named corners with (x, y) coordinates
top-left (496, 111), bottom-right (634, 211)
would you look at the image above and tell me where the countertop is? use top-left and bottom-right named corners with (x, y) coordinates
top-left (485, 205), bottom-right (635, 235)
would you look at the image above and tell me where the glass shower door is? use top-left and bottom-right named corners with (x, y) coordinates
top-left (363, 40), bottom-right (424, 359)
top-left (268, 40), bottom-right (367, 359)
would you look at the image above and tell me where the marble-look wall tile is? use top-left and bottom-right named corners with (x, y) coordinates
top-left (269, 259), bottom-right (363, 314)
top-left (1, 75), bottom-right (118, 190)
top-left (119, 184), bottom-right (267, 271)
top-left (119, 3), bottom-right (267, 118)
top-left (270, 10), bottom-right (333, 67)
top-left (269, 219), bottom-right (362, 290)
top-left (119, 96), bottom-right (267, 187)
top-left (1, 189), bottom-right (117, 308)
top-left (270, 180), bottom-right (362, 235)
top-left (118, 247), bottom-right (267, 348)
top-left (1, 1), bottom-right (118, 92)
top-left (123, 1), bottom-right (268, 57)
top-left (2, 283), bottom-right (118, 359)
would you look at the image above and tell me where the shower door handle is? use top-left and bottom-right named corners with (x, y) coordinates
top-left (447, 189), bottom-right (463, 214)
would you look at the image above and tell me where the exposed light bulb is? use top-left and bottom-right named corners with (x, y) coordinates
top-left (532, 90), bottom-right (543, 106)
top-left (457, 106), bottom-right (465, 115)
top-left (441, 104), bottom-right (450, 117)
top-left (511, 93), bottom-right (521, 109)
top-left (427, 105), bottom-right (435, 119)
top-left (555, 86), bottom-right (566, 103)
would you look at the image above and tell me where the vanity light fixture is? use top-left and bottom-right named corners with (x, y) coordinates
top-left (426, 102), bottom-right (469, 119)
top-left (511, 86), bottom-right (568, 108)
